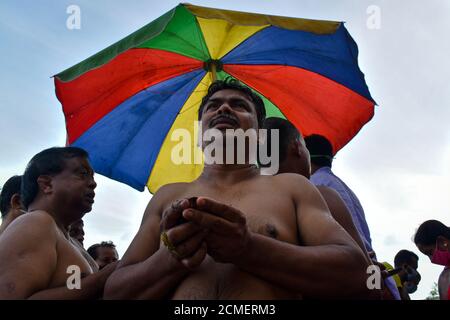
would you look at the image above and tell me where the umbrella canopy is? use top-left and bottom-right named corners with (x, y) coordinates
top-left (54, 3), bottom-right (375, 193)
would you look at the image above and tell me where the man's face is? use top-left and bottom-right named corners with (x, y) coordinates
top-left (296, 136), bottom-right (311, 177)
top-left (50, 157), bottom-right (97, 217)
top-left (401, 258), bottom-right (420, 290)
top-left (408, 258), bottom-right (419, 271)
top-left (200, 89), bottom-right (259, 132)
top-left (95, 246), bottom-right (118, 269)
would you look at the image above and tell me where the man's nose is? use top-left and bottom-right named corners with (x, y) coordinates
top-left (89, 177), bottom-right (97, 189)
top-left (217, 102), bottom-right (233, 114)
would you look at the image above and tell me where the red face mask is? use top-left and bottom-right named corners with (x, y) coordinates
top-left (431, 243), bottom-right (450, 266)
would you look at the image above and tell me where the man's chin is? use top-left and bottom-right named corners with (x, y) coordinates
top-left (208, 123), bottom-right (239, 131)
top-left (81, 204), bottom-right (93, 214)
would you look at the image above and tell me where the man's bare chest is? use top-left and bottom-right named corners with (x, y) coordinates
top-left (49, 238), bottom-right (93, 288)
top-left (169, 184), bottom-right (298, 244)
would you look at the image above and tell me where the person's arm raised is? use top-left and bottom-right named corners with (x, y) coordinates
top-left (103, 186), bottom-right (208, 299)
top-left (183, 175), bottom-right (371, 298)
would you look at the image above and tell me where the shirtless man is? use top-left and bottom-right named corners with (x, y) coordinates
top-left (0, 147), bottom-right (115, 299)
top-left (104, 79), bottom-right (370, 299)
top-left (261, 117), bottom-right (370, 256)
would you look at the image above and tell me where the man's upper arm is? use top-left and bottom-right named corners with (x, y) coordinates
top-left (0, 213), bottom-right (57, 299)
top-left (290, 175), bottom-right (356, 247)
top-left (317, 186), bottom-right (368, 253)
top-left (118, 186), bottom-right (173, 268)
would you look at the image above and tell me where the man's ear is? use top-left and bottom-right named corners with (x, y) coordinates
top-left (10, 193), bottom-right (22, 210)
top-left (291, 139), bottom-right (302, 157)
top-left (37, 175), bottom-right (53, 195)
top-left (436, 236), bottom-right (449, 251)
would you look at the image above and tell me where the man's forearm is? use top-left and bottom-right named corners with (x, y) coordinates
top-left (235, 233), bottom-right (370, 298)
top-left (28, 273), bottom-right (104, 300)
top-left (104, 248), bottom-right (188, 299)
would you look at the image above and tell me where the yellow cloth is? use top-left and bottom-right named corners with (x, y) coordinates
top-left (382, 262), bottom-right (403, 288)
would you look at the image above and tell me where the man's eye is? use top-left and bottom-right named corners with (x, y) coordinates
top-left (233, 103), bottom-right (248, 110)
top-left (78, 170), bottom-right (89, 176)
top-left (206, 104), bottom-right (219, 111)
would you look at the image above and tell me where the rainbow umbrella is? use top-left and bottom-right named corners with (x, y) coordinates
top-left (54, 3), bottom-right (375, 193)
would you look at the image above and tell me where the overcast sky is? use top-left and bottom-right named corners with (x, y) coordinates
top-left (1, 0), bottom-right (449, 299)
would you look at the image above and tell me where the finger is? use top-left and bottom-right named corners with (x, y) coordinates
top-left (175, 230), bottom-right (208, 259)
top-left (182, 209), bottom-right (235, 234)
top-left (160, 199), bottom-right (190, 231)
top-left (195, 197), bottom-right (246, 224)
top-left (181, 242), bottom-right (207, 269)
top-left (165, 222), bottom-right (203, 246)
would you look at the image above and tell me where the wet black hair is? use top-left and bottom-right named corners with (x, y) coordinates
top-left (414, 220), bottom-right (450, 246)
top-left (304, 134), bottom-right (334, 168)
top-left (87, 241), bottom-right (117, 260)
top-left (21, 147), bottom-right (89, 209)
top-left (198, 78), bottom-right (266, 128)
top-left (394, 250), bottom-right (419, 268)
top-left (0, 175), bottom-right (22, 217)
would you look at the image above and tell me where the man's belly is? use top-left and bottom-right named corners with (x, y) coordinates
top-left (171, 256), bottom-right (297, 300)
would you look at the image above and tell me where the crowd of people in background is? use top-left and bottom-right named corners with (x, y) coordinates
top-left (0, 79), bottom-right (448, 300)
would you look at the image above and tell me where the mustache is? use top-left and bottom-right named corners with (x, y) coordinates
top-left (209, 113), bottom-right (240, 127)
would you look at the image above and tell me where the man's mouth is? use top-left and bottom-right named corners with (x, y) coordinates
top-left (85, 192), bottom-right (95, 203)
top-left (209, 115), bottom-right (239, 129)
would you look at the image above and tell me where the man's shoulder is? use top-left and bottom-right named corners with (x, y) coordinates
top-left (268, 173), bottom-right (313, 189)
top-left (143, 182), bottom-right (193, 220)
top-left (315, 185), bottom-right (340, 201)
top-left (0, 211), bottom-right (58, 246)
top-left (7, 210), bottom-right (56, 231)
top-left (153, 182), bottom-right (192, 202)
top-left (155, 182), bottom-right (191, 194)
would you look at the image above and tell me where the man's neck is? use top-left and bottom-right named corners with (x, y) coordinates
top-left (28, 199), bottom-right (73, 238)
top-left (200, 163), bottom-right (260, 186)
top-left (2, 210), bottom-right (20, 225)
top-left (310, 164), bottom-right (323, 175)
top-left (0, 214), bottom-right (17, 234)
top-left (278, 161), bottom-right (310, 179)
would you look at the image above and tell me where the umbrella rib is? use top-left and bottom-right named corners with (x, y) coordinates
top-left (161, 29), bottom-right (209, 61)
